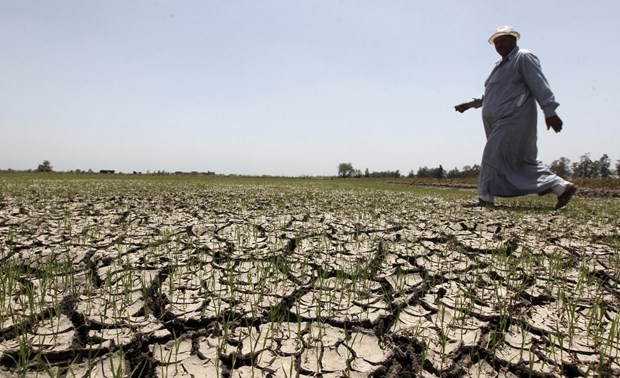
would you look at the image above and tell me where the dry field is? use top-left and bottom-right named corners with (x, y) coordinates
top-left (1, 174), bottom-right (619, 377)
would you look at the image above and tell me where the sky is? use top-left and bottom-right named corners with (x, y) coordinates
top-left (1, 0), bottom-right (618, 176)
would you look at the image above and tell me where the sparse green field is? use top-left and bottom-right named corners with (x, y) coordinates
top-left (0, 173), bottom-right (619, 377)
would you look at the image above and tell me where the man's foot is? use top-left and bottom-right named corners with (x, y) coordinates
top-left (555, 183), bottom-right (577, 210)
top-left (462, 198), bottom-right (495, 208)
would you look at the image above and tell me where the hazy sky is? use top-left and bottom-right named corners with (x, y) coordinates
top-left (2, 1), bottom-right (618, 176)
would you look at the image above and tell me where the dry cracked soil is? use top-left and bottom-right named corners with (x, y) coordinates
top-left (0, 179), bottom-right (619, 377)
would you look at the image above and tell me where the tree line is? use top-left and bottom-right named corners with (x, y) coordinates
top-left (5, 156), bottom-right (619, 179)
top-left (337, 163), bottom-right (403, 178)
top-left (0, 160), bottom-right (215, 176)
top-left (339, 153), bottom-right (620, 179)
top-left (549, 153), bottom-right (616, 179)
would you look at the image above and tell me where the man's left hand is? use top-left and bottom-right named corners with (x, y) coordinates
top-left (546, 115), bottom-right (563, 133)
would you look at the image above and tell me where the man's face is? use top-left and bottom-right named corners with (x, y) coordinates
top-left (493, 35), bottom-right (517, 58)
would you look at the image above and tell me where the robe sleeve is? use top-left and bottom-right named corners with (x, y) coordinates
top-left (469, 96), bottom-right (484, 109)
top-left (519, 52), bottom-right (559, 118)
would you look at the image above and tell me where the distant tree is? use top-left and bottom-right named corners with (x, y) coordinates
top-left (616, 159), bottom-right (620, 177)
top-left (572, 153), bottom-right (595, 178)
top-left (416, 166), bottom-right (429, 177)
top-left (434, 165), bottom-right (444, 179)
top-left (36, 160), bottom-right (53, 172)
top-left (364, 168), bottom-right (370, 178)
top-left (407, 170), bottom-right (415, 178)
top-left (338, 162), bottom-right (355, 178)
top-left (460, 165), bottom-right (472, 176)
top-left (461, 164), bottom-right (480, 178)
top-left (598, 154), bottom-right (612, 178)
top-left (446, 167), bottom-right (461, 178)
top-left (550, 157), bottom-right (572, 178)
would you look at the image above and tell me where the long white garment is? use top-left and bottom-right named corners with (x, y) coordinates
top-left (471, 46), bottom-right (566, 198)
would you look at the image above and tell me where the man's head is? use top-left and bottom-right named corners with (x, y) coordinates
top-left (488, 25), bottom-right (519, 58)
top-left (493, 35), bottom-right (517, 58)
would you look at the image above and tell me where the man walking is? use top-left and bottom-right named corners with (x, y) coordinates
top-left (455, 26), bottom-right (577, 209)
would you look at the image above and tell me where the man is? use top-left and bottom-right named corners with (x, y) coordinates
top-left (455, 25), bottom-right (577, 209)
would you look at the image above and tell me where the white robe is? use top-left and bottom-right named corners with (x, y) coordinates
top-left (471, 46), bottom-right (565, 198)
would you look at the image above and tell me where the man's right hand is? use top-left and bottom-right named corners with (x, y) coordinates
top-left (454, 103), bottom-right (471, 113)
top-left (545, 115), bottom-right (563, 133)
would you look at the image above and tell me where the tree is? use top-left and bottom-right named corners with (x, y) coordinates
top-left (616, 159), bottom-right (620, 177)
top-left (338, 162), bottom-right (355, 178)
top-left (550, 157), bottom-right (571, 178)
top-left (36, 160), bottom-right (53, 172)
top-left (416, 165), bottom-right (444, 179)
top-left (416, 166), bottom-right (429, 177)
top-left (447, 167), bottom-right (461, 178)
top-left (572, 153), bottom-right (594, 178)
top-left (598, 154), bottom-right (611, 178)
top-left (367, 169), bottom-right (400, 178)
top-left (434, 165), bottom-right (444, 179)
top-left (462, 164), bottom-right (481, 178)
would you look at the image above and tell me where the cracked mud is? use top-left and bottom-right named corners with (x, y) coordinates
top-left (0, 179), bottom-right (619, 377)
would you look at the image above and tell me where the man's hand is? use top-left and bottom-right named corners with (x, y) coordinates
top-left (454, 103), bottom-right (471, 113)
top-left (546, 115), bottom-right (563, 133)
